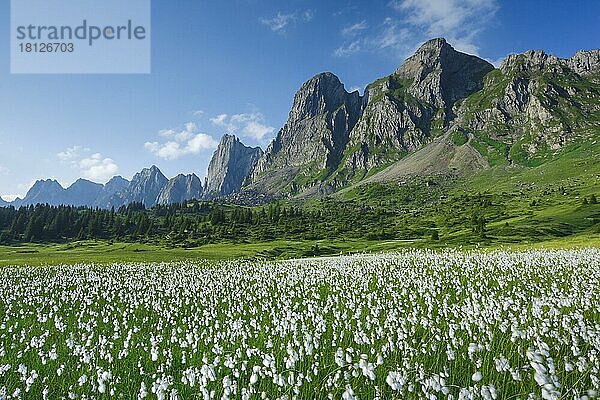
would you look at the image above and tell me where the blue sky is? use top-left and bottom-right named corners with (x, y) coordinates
top-left (0, 0), bottom-right (599, 200)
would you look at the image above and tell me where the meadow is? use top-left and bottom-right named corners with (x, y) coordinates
top-left (1, 249), bottom-right (599, 399)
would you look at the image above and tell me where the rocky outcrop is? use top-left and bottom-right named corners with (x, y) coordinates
top-left (247, 72), bottom-right (362, 193)
top-left (499, 49), bottom-right (600, 78)
top-left (7, 167), bottom-right (201, 209)
top-left (453, 48), bottom-right (600, 163)
top-left (204, 134), bottom-right (263, 198)
top-left (157, 173), bottom-right (203, 205)
top-left (6, 39), bottom-right (598, 205)
top-left (395, 38), bottom-right (494, 121)
top-left (243, 38), bottom-right (599, 195)
top-left (108, 165), bottom-right (168, 208)
top-left (568, 49), bottom-right (600, 76)
top-left (93, 176), bottom-right (129, 209)
top-left (341, 38), bottom-right (494, 177)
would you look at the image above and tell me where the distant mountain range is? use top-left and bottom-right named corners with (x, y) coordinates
top-left (2, 38), bottom-right (599, 209)
top-left (0, 136), bottom-right (264, 209)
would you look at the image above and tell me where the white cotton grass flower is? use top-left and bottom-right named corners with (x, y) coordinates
top-left (0, 250), bottom-right (599, 397)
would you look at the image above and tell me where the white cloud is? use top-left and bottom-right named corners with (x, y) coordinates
top-left (392, 0), bottom-right (498, 55)
top-left (210, 112), bottom-right (275, 141)
top-left (193, 110), bottom-right (204, 117)
top-left (342, 20), bottom-right (368, 37)
top-left (302, 10), bottom-right (315, 22)
top-left (79, 154), bottom-right (119, 182)
top-left (243, 121), bottom-right (275, 141)
top-left (260, 9), bottom-right (314, 33)
top-left (57, 145), bottom-right (87, 162)
top-left (372, 18), bottom-right (413, 52)
top-left (334, 0), bottom-right (497, 58)
top-left (210, 114), bottom-right (229, 127)
top-left (56, 146), bottom-right (119, 183)
top-left (145, 122), bottom-right (218, 160)
top-left (335, 40), bottom-right (362, 57)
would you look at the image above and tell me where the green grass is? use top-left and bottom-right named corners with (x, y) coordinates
top-left (451, 130), bottom-right (468, 146)
top-left (0, 239), bottom-right (411, 266)
top-left (2, 231), bottom-right (600, 267)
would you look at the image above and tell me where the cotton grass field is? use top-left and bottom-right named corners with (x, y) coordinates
top-left (0, 250), bottom-right (599, 399)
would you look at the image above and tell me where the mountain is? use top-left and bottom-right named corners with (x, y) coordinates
top-left (157, 173), bottom-right (203, 205)
top-left (20, 179), bottom-right (66, 206)
top-left (0, 197), bottom-right (9, 207)
top-left (339, 38), bottom-right (493, 180)
top-left (449, 49), bottom-right (600, 167)
top-left (204, 134), bottom-right (263, 198)
top-left (239, 38), bottom-right (599, 198)
top-left (243, 39), bottom-right (494, 195)
top-left (13, 177), bottom-right (129, 208)
top-left (3, 38), bottom-right (598, 209)
top-left (246, 72), bottom-right (362, 194)
top-left (64, 179), bottom-right (104, 206)
top-left (107, 165), bottom-right (168, 209)
top-left (93, 176), bottom-right (130, 209)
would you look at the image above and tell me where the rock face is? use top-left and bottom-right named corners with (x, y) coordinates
top-left (64, 179), bottom-right (104, 206)
top-left (108, 165), bottom-right (168, 208)
top-left (5, 167), bottom-right (203, 209)
top-left (341, 38), bottom-right (494, 177)
top-left (247, 72), bottom-right (362, 193)
top-left (246, 39), bottom-right (494, 193)
top-left (157, 173), bottom-right (203, 205)
top-left (204, 134), bottom-right (263, 197)
top-left (20, 179), bottom-right (66, 206)
top-left (5, 39), bottom-right (599, 206)
top-left (395, 38), bottom-right (494, 121)
top-left (568, 49), bottom-right (600, 76)
top-left (452, 48), bottom-right (600, 165)
top-left (93, 176), bottom-right (130, 209)
top-left (241, 39), bottom-right (600, 197)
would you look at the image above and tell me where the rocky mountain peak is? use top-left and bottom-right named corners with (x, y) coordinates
top-left (133, 166), bottom-right (167, 188)
top-left (27, 179), bottom-right (64, 196)
top-left (500, 50), bottom-right (563, 75)
top-left (65, 179), bottom-right (103, 206)
top-left (104, 176), bottom-right (129, 191)
top-left (247, 71), bottom-right (364, 193)
top-left (568, 49), bottom-right (600, 76)
top-left (107, 165), bottom-right (168, 208)
top-left (204, 134), bottom-right (263, 198)
top-left (20, 179), bottom-right (65, 206)
top-left (394, 38), bottom-right (494, 118)
top-left (500, 49), bottom-right (600, 77)
top-left (289, 72), bottom-right (359, 122)
top-left (396, 38), bottom-right (450, 71)
top-left (157, 173), bottom-right (203, 205)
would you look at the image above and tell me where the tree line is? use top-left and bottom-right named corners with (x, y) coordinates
top-left (0, 199), bottom-right (401, 245)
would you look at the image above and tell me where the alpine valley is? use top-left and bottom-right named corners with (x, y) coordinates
top-left (1, 38), bottom-right (599, 249)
